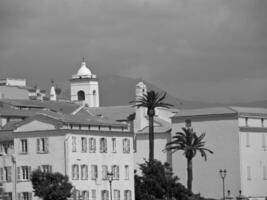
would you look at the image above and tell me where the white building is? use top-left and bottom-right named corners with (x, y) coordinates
top-left (70, 60), bottom-right (99, 107)
top-left (0, 99), bottom-right (135, 200)
top-left (171, 106), bottom-right (267, 200)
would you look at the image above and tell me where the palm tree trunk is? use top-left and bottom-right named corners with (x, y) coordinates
top-left (187, 158), bottom-right (193, 192)
top-left (148, 115), bottom-right (154, 162)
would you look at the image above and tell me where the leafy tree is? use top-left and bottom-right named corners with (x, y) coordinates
top-left (31, 169), bottom-right (73, 200)
top-left (135, 159), bottom-right (193, 200)
top-left (131, 90), bottom-right (172, 161)
top-left (165, 127), bottom-right (213, 192)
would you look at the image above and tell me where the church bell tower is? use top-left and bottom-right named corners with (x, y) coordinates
top-left (70, 58), bottom-right (99, 107)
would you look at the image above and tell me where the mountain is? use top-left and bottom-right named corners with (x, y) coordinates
top-left (57, 74), bottom-right (215, 109)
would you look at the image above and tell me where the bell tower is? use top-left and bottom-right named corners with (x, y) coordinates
top-left (70, 59), bottom-right (99, 107)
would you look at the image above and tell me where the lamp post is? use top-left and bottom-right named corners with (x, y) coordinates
top-left (107, 171), bottom-right (113, 200)
top-left (219, 169), bottom-right (227, 200)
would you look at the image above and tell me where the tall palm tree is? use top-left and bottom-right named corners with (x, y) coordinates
top-left (165, 127), bottom-right (213, 192)
top-left (131, 90), bottom-right (172, 162)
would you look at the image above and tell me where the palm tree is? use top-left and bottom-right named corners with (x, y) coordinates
top-left (131, 90), bottom-right (172, 162)
top-left (165, 127), bottom-right (213, 192)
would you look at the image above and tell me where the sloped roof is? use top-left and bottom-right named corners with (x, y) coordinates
top-left (0, 99), bottom-right (80, 114)
top-left (173, 106), bottom-right (267, 119)
top-left (137, 117), bottom-right (171, 134)
top-left (173, 107), bottom-right (236, 118)
top-left (230, 106), bottom-right (267, 116)
top-left (87, 106), bottom-right (135, 121)
top-left (0, 106), bottom-right (35, 117)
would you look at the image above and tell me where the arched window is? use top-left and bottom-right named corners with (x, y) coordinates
top-left (77, 90), bottom-right (85, 101)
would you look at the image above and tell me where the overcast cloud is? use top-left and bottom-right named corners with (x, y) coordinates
top-left (0, 0), bottom-right (266, 103)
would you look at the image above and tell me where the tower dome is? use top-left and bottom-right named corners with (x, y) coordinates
top-left (77, 61), bottom-right (92, 77)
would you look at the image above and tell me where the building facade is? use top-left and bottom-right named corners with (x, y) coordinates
top-left (0, 101), bottom-right (135, 200)
top-left (171, 107), bottom-right (267, 200)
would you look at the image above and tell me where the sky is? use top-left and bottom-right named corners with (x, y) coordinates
top-left (0, 0), bottom-right (266, 104)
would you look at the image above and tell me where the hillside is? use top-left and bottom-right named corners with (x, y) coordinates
top-left (58, 74), bottom-right (215, 109)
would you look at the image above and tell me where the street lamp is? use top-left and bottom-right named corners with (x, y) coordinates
top-left (107, 171), bottom-right (114, 200)
top-left (219, 169), bottom-right (227, 200)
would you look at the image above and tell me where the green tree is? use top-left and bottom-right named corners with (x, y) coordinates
top-left (31, 169), bottom-right (73, 200)
top-left (165, 127), bottom-right (213, 192)
top-left (135, 159), bottom-right (193, 200)
top-left (131, 90), bottom-right (172, 161)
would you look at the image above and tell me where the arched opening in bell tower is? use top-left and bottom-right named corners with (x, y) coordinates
top-left (77, 90), bottom-right (85, 101)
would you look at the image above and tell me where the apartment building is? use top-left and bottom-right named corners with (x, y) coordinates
top-left (0, 102), bottom-right (135, 200)
top-left (171, 107), bottom-right (267, 200)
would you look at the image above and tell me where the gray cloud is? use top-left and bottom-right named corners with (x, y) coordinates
top-left (0, 0), bottom-right (266, 103)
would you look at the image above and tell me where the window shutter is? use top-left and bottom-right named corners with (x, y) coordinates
top-left (7, 167), bottom-right (11, 181)
top-left (37, 139), bottom-right (40, 153)
top-left (29, 192), bottom-right (32, 200)
top-left (77, 165), bottom-right (79, 180)
top-left (72, 165), bottom-right (75, 179)
top-left (117, 166), bottom-right (119, 180)
top-left (28, 166), bottom-right (31, 180)
top-left (17, 167), bottom-right (20, 181)
top-left (49, 165), bottom-right (52, 173)
top-left (45, 138), bottom-right (49, 153)
top-left (18, 193), bottom-right (21, 200)
top-left (0, 168), bottom-right (3, 181)
top-left (124, 191), bottom-right (127, 200)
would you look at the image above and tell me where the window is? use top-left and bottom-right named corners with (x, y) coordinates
top-left (5, 192), bottom-right (12, 200)
top-left (124, 190), bottom-right (131, 200)
top-left (91, 165), bottom-right (98, 180)
top-left (75, 190), bottom-right (80, 200)
top-left (37, 138), bottom-right (48, 153)
top-left (100, 138), bottom-right (107, 153)
top-left (18, 192), bottom-right (32, 200)
top-left (17, 166), bottom-right (31, 181)
top-left (262, 133), bottom-right (266, 148)
top-left (123, 139), bottom-right (130, 153)
top-left (245, 117), bottom-right (248, 127)
top-left (124, 165), bottom-right (129, 180)
top-left (0, 167), bottom-right (12, 182)
top-left (72, 136), bottom-right (77, 152)
top-left (72, 164), bottom-right (79, 180)
top-left (245, 133), bottom-right (250, 147)
top-left (20, 139), bottom-right (28, 153)
top-left (0, 142), bottom-right (13, 155)
top-left (92, 190), bottom-right (96, 200)
top-left (112, 138), bottom-right (116, 153)
top-left (81, 137), bottom-right (87, 153)
top-left (89, 138), bottom-right (96, 153)
top-left (101, 190), bottom-right (109, 200)
top-left (112, 165), bottom-right (119, 180)
top-left (82, 191), bottom-right (89, 200)
top-left (102, 165), bottom-right (108, 180)
top-left (247, 166), bottom-right (251, 180)
top-left (81, 165), bottom-right (88, 180)
top-left (263, 166), bottom-right (267, 180)
top-left (38, 165), bottom-right (52, 173)
top-left (77, 90), bottom-right (85, 101)
top-left (114, 190), bottom-right (120, 200)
